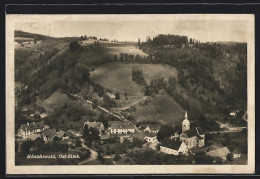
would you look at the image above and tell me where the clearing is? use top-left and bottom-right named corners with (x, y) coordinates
top-left (134, 90), bottom-right (185, 125)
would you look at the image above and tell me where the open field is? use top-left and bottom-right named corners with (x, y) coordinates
top-left (104, 44), bottom-right (148, 57)
top-left (90, 62), bottom-right (178, 96)
top-left (134, 90), bottom-right (185, 125)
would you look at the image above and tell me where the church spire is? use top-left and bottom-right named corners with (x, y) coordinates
top-left (185, 110), bottom-right (188, 119)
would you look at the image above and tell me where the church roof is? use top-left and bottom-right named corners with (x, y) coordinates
top-left (181, 127), bottom-right (204, 138)
top-left (161, 139), bottom-right (183, 151)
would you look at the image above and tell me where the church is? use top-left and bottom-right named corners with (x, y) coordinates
top-left (179, 111), bottom-right (205, 149)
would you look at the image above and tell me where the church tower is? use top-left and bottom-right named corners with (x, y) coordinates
top-left (182, 110), bottom-right (190, 133)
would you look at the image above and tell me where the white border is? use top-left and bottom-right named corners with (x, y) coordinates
top-left (6, 14), bottom-right (255, 174)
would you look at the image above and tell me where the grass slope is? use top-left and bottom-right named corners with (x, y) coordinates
top-left (90, 62), bottom-right (178, 96)
top-left (134, 90), bottom-right (185, 125)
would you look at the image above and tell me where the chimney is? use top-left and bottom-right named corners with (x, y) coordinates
top-left (27, 122), bottom-right (29, 126)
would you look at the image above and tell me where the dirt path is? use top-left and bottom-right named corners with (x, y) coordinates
top-left (78, 139), bottom-right (98, 165)
top-left (119, 96), bottom-right (148, 111)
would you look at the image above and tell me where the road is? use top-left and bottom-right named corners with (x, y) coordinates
top-left (205, 129), bottom-right (243, 134)
top-left (78, 139), bottom-right (98, 165)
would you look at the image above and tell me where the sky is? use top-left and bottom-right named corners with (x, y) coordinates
top-left (15, 15), bottom-right (250, 43)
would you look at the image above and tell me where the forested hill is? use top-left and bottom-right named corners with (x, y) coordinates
top-left (15, 30), bottom-right (54, 40)
top-left (140, 35), bottom-right (247, 113)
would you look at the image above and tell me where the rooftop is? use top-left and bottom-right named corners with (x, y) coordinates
top-left (206, 147), bottom-right (231, 158)
top-left (21, 121), bottom-right (45, 131)
top-left (161, 138), bottom-right (183, 151)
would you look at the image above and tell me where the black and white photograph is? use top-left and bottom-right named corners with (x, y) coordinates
top-left (6, 14), bottom-right (255, 174)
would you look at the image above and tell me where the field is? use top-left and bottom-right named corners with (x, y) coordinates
top-left (90, 62), bottom-right (178, 96)
top-left (104, 43), bottom-right (148, 57)
top-left (134, 90), bottom-right (185, 125)
top-left (37, 90), bottom-right (71, 113)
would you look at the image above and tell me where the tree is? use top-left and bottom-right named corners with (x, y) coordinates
top-left (114, 153), bottom-right (121, 161)
top-left (20, 140), bottom-right (33, 154)
top-left (69, 40), bottom-right (80, 52)
top-left (82, 125), bottom-right (100, 147)
top-left (92, 99), bottom-right (98, 109)
top-left (115, 92), bottom-right (120, 100)
top-left (157, 125), bottom-right (175, 141)
top-left (227, 153), bottom-right (234, 161)
top-left (75, 138), bottom-right (82, 148)
top-left (103, 94), bottom-right (112, 109)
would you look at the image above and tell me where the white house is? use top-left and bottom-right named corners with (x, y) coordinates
top-left (18, 121), bottom-right (46, 139)
top-left (144, 132), bottom-right (158, 143)
top-left (83, 121), bottom-right (104, 134)
top-left (143, 124), bottom-right (160, 134)
top-left (110, 122), bottom-right (135, 134)
top-left (160, 139), bottom-right (188, 155)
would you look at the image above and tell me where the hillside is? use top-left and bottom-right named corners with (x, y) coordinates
top-left (15, 30), bottom-right (53, 41)
top-left (140, 35), bottom-right (247, 114)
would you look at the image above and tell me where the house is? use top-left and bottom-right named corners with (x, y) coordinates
top-left (230, 112), bottom-right (236, 116)
top-left (27, 133), bottom-right (43, 143)
top-left (83, 121), bottom-right (104, 133)
top-left (144, 132), bottom-right (158, 143)
top-left (110, 122), bottom-right (135, 134)
top-left (160, 139), bottom-right (188, 155)
top-left (179, 111), bottom-right (205, 149)
top-left (40, 113), bottom-right (48, 119)
top-left (18, 121), bottom-right (46, 139)
top-left (101, 134), bottom-right (114, 144)
top-left (54, 130), bottom-right (66, 141)
top-left (42, 129), bottom-right (57, 142)
top-left (143, 124), bottom-right (160, 134)
top-left (206, 147), bottom-right (231, 161)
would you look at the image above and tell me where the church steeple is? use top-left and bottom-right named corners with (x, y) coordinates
top-left (182, 110), bottom-right (190, 133)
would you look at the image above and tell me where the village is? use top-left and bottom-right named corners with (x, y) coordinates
top-left (15, 103), bottom-right (247, 165)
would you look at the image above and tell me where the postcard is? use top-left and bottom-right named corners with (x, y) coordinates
top-left (6, 14), bottom-right (255, 174)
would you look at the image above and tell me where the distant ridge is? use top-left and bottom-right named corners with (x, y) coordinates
top-left (216, 41), bottom-right (246, 45)
top-left (14, 30), bottom-right (54, 40)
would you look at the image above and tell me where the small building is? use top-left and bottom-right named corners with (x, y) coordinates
top-left (144, 132), bottom-right (158, 143)
top-left (18, 121), bottom-right (46, 139)
top-left (27, 133), bottom-right (43, 143)
top-left (232, 148), bottom-right (241, 159)
top-left (40, 113), bottom-right (48, 119)
top-left (110, 122), bottom-right (135, 134)
top-left (143, 124), bottom-right (160, 134)
top-left (83, 121), bottom-right (104, 133)
top-left (160, 139), bottom-right (188, 155)
top-left (42, 129), bottom-right (57, 142)
top-left (206, 147), bottom-right (231, 161)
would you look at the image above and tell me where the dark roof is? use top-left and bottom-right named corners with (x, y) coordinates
top-left (111, 122), bottom-right (135, 129)
top-left (182, 127), bottom-right (204, 138)
top-left (42, 129), bottom-right (56, 137)
top-left (145, 124), bottom-right (160, 131)
top-left (21, 121), bottom-right (44, 131)
top-left (161, 139), bottom-right (183, 151)
top-left (28, 134), bottom-right (42, 141)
